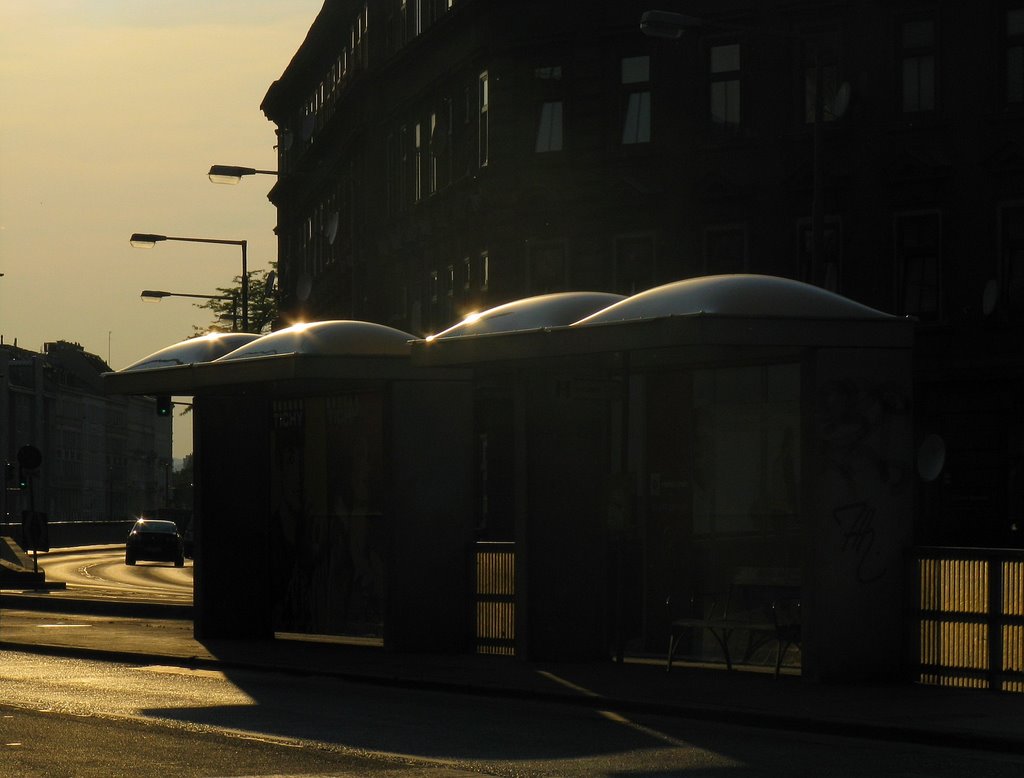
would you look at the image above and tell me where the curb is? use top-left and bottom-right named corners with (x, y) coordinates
top-left (1, 592), bottom-right (191, 620)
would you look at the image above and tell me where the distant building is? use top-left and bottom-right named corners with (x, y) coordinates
top-left (0, 340), bottom-right (171, 525)
top-left (261, 0), bottom-right (1024, 547)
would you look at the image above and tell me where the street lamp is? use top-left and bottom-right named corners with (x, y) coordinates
top-left (140, 289), bottom-right (238, 331)
top-left (207, 165), bottom-right (278, 185)
top-left (640, 10), bottom-right (829, 289)
top-left (639, 10), bottom-right (699, 39)
top-left (130, 233), bottom-right (249, 331)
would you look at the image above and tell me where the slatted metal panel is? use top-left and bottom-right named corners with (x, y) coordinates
top-left (1003, 559), bottom-right (1024, 692)
top-left (475, 542), bottom-right (515, 656)
top-left (913, 549), bottom-right (1024, 692)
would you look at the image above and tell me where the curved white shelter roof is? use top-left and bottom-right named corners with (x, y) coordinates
top-left (121, 332), bottom-right (261, 372)
top-left (574, 275), bottom-right (895, 326)
top-left (429, 292), bottom-right (626, 340)
top-left (215, 320), bottom-right (414, 361)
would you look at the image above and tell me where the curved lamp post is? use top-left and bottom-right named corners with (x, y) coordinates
top-left (140, 289), bottom-right (239, 331)
top-left (130, 233), bottom-right (249, 331)
top-left (207, 165), bottom-right (278, 185)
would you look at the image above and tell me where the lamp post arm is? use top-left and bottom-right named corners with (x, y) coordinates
top-left (162, 237), bottom-right (247, 330)
top-left (160, 236), bottom-right (246, 249)
top-left (155, 292), bottom-right (234, 301)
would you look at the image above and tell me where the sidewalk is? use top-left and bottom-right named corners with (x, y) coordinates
top-left (1, 592), bottom-right (1023, 756)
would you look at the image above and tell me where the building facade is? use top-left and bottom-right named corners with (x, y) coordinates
top-left (261, 0), bottom-right (1024, 548)
top-left (0, 340), bottom-right (172, 528)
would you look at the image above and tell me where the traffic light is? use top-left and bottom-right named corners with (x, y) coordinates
top-left (12, 445), bottom-right (41, 491)
top-left (156, 394), bottom-right (172, 417)
top-left (5, 462), bottom-right (26, 490)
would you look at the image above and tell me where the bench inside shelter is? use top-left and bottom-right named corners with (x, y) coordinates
top-left (666, 566), bottom-right (802, 677)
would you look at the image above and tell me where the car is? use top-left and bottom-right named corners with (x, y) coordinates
top-left (125, 518), bottom-right (185, 567)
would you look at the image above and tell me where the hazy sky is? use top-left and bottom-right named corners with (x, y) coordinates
top-left (0, 1), bottom-right (319, 458)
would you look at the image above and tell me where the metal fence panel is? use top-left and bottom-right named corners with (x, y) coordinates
top-left (912, 548), bottom-right (1024, 692)
top-left (475, 542), bottom-right (515, 656)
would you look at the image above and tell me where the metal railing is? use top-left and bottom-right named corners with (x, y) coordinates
top-left (474, 541), bottom-right (515, 656)
top-left (911, 547), bottom-right (1024, 692)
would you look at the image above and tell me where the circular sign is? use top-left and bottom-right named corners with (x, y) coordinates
top-left (982, 279), bottom-right (999, 317)
top-left (17, 444), bottom-right (42, 470)
top-left (916, 434), bottom-right (946, 482)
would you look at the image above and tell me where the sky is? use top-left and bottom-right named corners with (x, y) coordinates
top-left (0, 1), bottom-right (320, 459)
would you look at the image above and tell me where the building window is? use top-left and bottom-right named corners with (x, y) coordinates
top-left (429, 269), bottom-right (439, 304)
top-left (710, 44), bottom-right (741, 133)
top-left (462, 256), bottom-right (472, 290)
top-left (1000, 202), bottom-right (1024, 313)
top-left (446, 264), bottom-right (456, 311)
top-left (479, 71), bottom-right (489, 167)
top-left (900, 19), bottom-right (936, 113)
top-left (414, 122), bottom-right (424, 201)
top-left (428, 112), bottom-right (439, 194)
top-left (704, 225), bottom-right (747, 275)
top-left (534, 65), bottom-right (563, 153)
top-left (535, 101), bottom-right (564, 152)
top-left (621, 56), bottom-right (651, 145)
top-left (797, 217), bottom-right (842, 291)
top-left (399, 124), bottom-right (410, 211)
top-left (479, 250), bottom-right (490, 291)
top-left (894, 211), bottom-right (941, 320)
top-left (1007, 7), bottom-right (1024, 105)
top-left (615, 235), bottom-right (655, 294)
top-left (528, 242), bottom-right (566, 293)
top-left (430, 99), bottom-right (452, 189)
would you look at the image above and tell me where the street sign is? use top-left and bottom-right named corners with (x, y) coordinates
top-left (21, 509), bottom-right (49, 553)
top-left (17, 444), bottom-right (42, 471)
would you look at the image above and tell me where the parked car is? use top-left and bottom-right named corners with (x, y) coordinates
top-left (125, 518), bottom-right (185, 567)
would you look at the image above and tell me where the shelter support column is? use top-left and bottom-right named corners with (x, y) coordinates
top-left (387, 380), bottom-right (476, 652)
top-left (802, 348), bottom-right (914, 682)
top-left (193, 394), bottom-right (274, 640)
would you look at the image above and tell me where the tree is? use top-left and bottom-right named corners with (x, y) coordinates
top-left (192, 263), bottom-right (278, 334)
top-left (171, 454), bottom-right (194, 509)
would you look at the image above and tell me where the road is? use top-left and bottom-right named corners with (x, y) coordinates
top-left (2, 650), bottom-right (1023, 777)
top-left (34, 546), bottom-right (192, 604)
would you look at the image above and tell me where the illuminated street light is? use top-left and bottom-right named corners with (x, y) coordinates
top-left (130, 233), bottom-right (249, 331)
top-left (207, 165), bottom-right (278, 185)
top-left (140, 289), bottom-right (238, 331)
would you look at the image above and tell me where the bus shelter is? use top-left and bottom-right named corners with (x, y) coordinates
top-left (412, 275), bottom-right (916, 681)
top-left (105, 321), bottom-right (476, 651)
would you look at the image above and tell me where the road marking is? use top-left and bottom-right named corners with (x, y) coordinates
top-left (36, 623), bottom-right (92, 629)
top-left (535, 670), bottom-right (601, 697)
top-left (598, 709), bottom-right (695, 748)
top-left (140, 665), bottom-right (230, 680)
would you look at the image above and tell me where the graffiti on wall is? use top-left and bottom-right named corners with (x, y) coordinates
top-left (832, 501), bottom-right (887, 584)
top-left (818, 378), bottom-right (910, 583)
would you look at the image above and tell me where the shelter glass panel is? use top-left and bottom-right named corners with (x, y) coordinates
top-left (270, 394), bottom-right (386, 640)
top-left (692, 364), bottom-right (801, 537)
